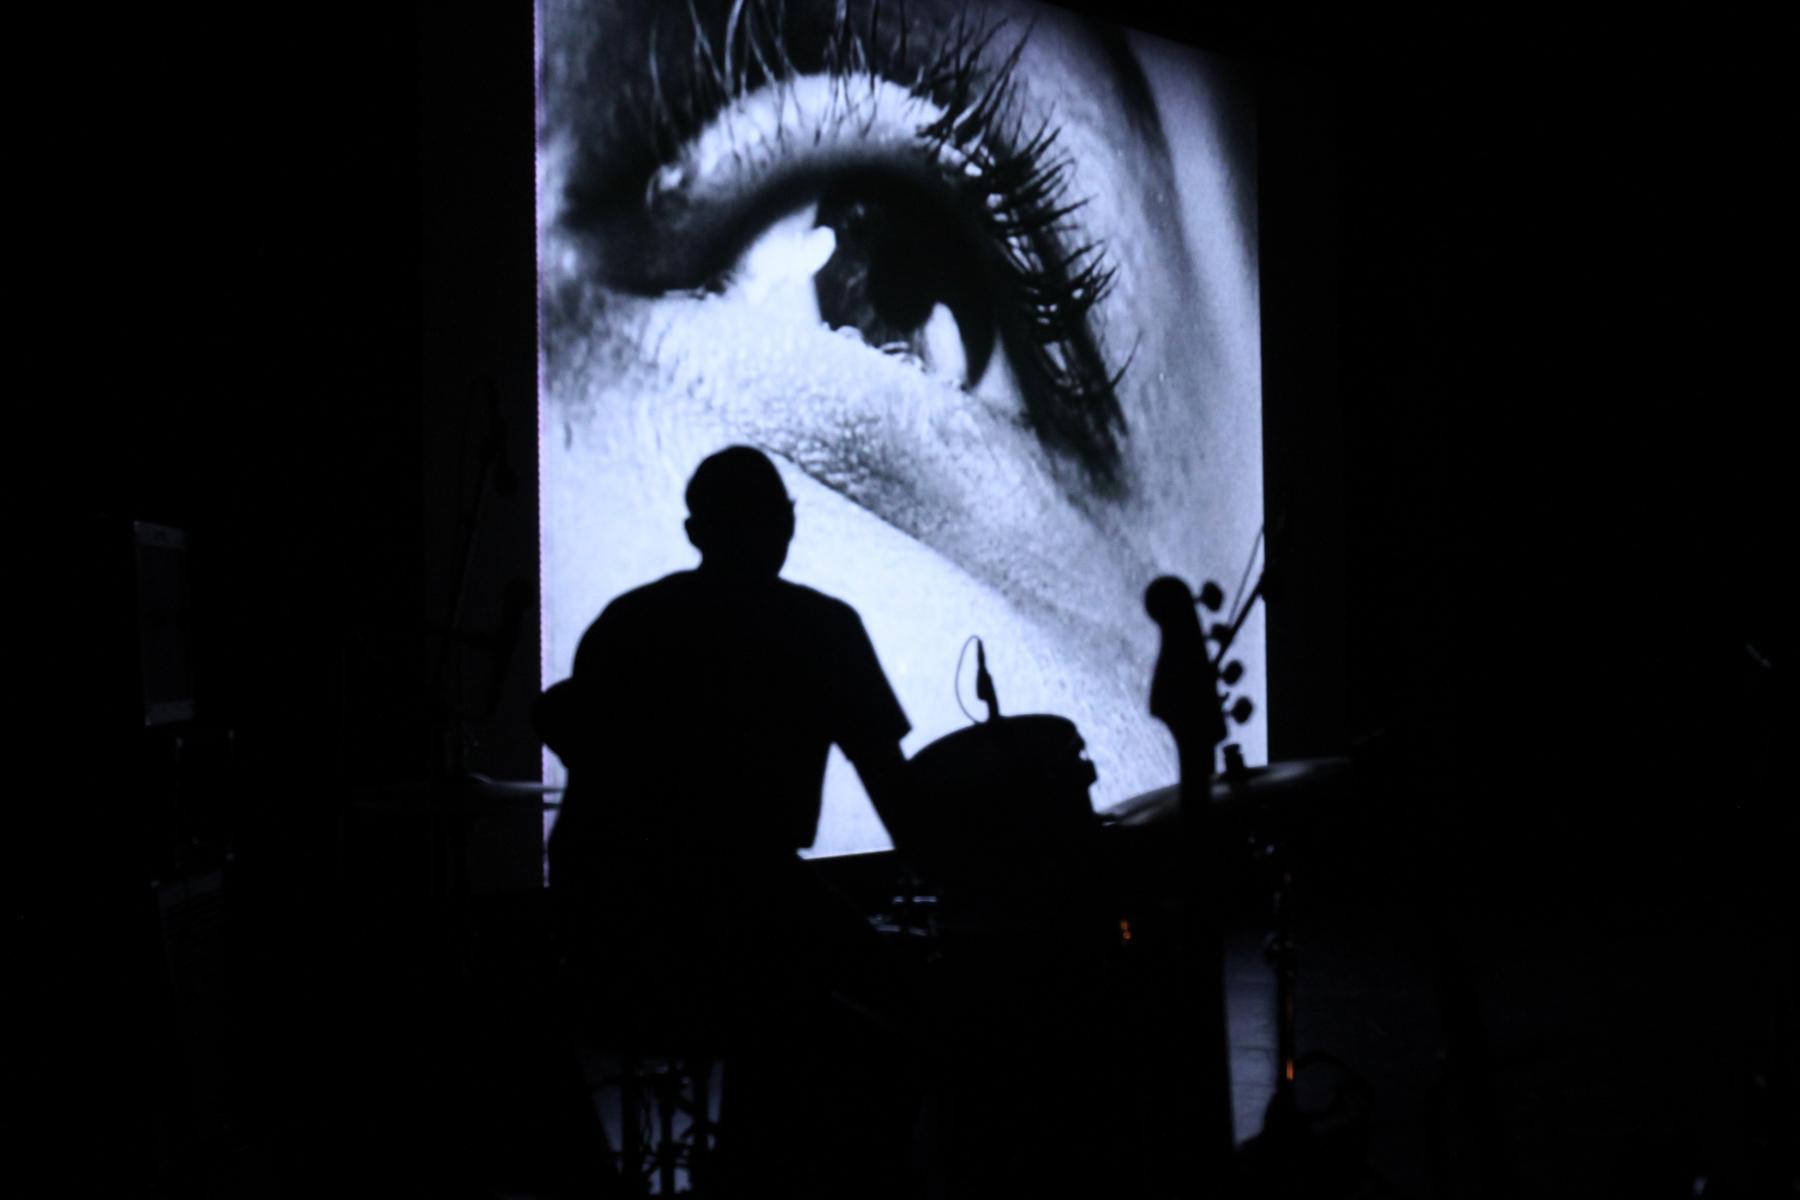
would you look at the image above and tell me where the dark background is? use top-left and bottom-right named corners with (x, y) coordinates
top-left (34, 2), bottom-right (1790, 1195)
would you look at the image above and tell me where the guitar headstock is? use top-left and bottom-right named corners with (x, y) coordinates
top-left (1146, 576), bottom-right (1227, 761)
top-left (1145, 576), bottom-right (1257, 775)
top-left (1199, 577), bottom-right (1258, 730)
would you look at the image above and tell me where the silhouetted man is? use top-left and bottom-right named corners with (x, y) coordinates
top-left (539, 445), bottom-right (917, 1197)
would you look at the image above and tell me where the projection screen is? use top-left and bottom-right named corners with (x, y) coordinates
top-left (537, 0), bottom-right (1265, 857)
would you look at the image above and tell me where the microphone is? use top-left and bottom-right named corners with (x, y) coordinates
top-left (974, 638), bottom-right (1001, 723)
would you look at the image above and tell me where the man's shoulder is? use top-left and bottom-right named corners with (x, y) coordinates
top-left (599, 570), bottom-right (701, 616)
top-left (589, 573), bottom-right (862, 640)
top-left (604, 572), bottom-right (847, 609)
top-left (773, 578), bottom-right (856, 616)
top-left (770, 580), bottom-right (869, 637)
top-left (578, 573), bottom-right (700, 654)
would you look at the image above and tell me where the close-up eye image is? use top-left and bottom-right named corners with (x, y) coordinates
top-left (538, 0), bottom-right (1266, 854)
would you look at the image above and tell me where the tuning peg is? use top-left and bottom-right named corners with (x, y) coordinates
top-left (1229, 697), bottom-right (1255, 724)
top-left (1208, 622), bottom-right (1232, 643)
top-left (1220, 660), bottom-right (1244, 686)
top-left (1197, 580), bottom-right (1225, 612)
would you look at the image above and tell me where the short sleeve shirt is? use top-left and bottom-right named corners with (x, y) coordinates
top-left (549, 570), bottom-right (909, 871)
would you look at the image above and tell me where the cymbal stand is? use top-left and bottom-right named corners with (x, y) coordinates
top-left (1264, 843), bottom-right (1299, 1123)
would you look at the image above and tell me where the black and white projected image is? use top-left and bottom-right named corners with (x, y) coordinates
top-left (538, 0), bottom-right (1265, 855)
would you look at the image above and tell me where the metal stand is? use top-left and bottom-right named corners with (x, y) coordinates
top-left (609, 1051), bottom-right (717, 1196)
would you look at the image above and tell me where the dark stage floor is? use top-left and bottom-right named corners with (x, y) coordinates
top-left (138, 827), bottom-right (1793, 1200)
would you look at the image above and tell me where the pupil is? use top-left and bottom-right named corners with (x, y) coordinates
top-left (812, 180), bottom-right (994, 382)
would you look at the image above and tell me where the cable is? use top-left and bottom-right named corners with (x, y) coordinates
top-left (953, 634), bottom-right (981, 725)
top-left (1226, 524), bottom-right (1265, 632)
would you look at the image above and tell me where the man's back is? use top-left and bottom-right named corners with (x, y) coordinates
top-left (549, 568), bottom-right (907, 877)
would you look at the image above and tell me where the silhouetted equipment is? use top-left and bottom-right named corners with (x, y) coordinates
top-left (883, 567), bottom-right (1368, 1197)
top-left (1148, 568), bottom-right (1388, 1196)
top-left (131, 522), bottom-right (197, 725)
top-left (154, 868), bottom-right (230, 1144)
top-left (898, 702), bottom-right (1137, 1197)
top-left (902, 714), bottom-right (1099, 910)
top-left (461, 771), bottom-right (565, 806)
top-left (973, 637), bottom-right (1001, 723)
top-left (1107, 759), bottom-right (1351, 828)
top-left (555, 948), bottom-right (721, 1198)
top-left (89, 518), bottom-right (197, 727)
top-left (1145, 569), bottom-right (1267, 1192)
top-left (907, 633), bottom-right (1096, 904)
top-left (1111, 757), bottom-right (1354, 1148)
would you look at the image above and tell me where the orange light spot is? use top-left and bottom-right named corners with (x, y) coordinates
top-left (1119, 918), bottom-right (1132, 944)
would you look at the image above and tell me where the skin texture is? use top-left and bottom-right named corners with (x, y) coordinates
top-left (538, 0), bottom-right (1265, 854)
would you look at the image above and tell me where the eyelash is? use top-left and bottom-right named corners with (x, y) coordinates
top-left (596, 0), bottom-right (1133, 493)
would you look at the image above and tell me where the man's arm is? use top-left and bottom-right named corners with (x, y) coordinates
top-left (845, 739), bottom-right (915, 852)
top-left (540, 599), bottom-right (629, 772)
top-left (533, 677), bottom-right (588, 767)
top-left (828, 603), bottom-right (916, 850)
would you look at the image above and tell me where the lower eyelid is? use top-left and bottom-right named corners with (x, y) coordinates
top-left (639, 294), bottom-right (985, 478)
top-left (581, 283), bottom-right (1132, 619)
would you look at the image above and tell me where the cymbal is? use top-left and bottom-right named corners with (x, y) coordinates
top-left (1102, 758), bottom-right (1351, 828)
top-left (348, 774), bottom-right (565, 814)
top-left (460, 772), bottom-right (565, 798)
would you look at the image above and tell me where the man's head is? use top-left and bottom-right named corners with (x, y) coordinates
top-left (684, 446), bottom-right (795, 577)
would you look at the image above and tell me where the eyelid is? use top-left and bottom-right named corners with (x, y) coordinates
top-left (657, 75), bottom-right (955, 202)
top-left (553, 4), bottom-right (1130, 492)
top-left (587, 78), bottom-right (975, 293)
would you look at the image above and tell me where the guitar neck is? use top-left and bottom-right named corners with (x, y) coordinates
top-left (1209, 572), bottom-right (1264, 670)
